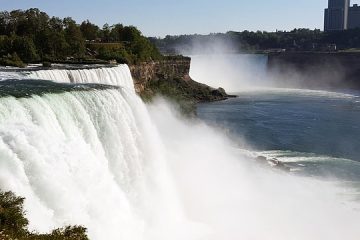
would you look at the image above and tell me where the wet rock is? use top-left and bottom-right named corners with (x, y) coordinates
top-left (254, 155), bottom-right (290, 172)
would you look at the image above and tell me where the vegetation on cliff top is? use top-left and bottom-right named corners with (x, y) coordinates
top-left (0, 8), bottom-right (161, 67)
top-left (0, 190), bottom-right (89, 240)
top-left (140, 77), bottom-right (231, 115)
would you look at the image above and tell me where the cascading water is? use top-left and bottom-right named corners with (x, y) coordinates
top-left (0, 65), bottom-right (194, 240)
top-left (0, 64), bottom-right (360, 240)
top-left (28, 65), bottom-right (135, 90)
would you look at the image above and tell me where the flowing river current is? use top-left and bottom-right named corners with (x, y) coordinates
top-left (0, 60), bottom-right (359, 240)
top-left (198, 89), bottom-right (360, 182)
top-left (193, 54), bottom-right (360, 181)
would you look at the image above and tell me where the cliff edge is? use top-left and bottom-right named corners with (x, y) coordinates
top-left (129, 56), bottom-right (233, 113)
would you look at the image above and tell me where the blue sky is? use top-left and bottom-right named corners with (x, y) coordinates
top-left (1, 0), bottom-right (353, 37)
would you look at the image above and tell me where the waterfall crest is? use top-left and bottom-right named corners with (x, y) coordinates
top-left (28, 65), bottom-right (134, 90)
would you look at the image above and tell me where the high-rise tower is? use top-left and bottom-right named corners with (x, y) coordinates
top-left (324, 0), bottom-right (350, 31)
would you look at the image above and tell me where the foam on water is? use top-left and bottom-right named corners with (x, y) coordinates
top-left (0, 71), bottom-right (22, 81)
top-left (234, 87), bottom-right (360, 100)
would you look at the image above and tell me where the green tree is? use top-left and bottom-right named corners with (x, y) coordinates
top-left (0, 191), bottom-right (28, 238)
top-left (0, 9), bottom-right (163, 64)
top-left (110, 24), bottom-right (124, 41)
top-left (0, 190), bottom-right (90, 240)
top-left (80, 20), bottom-right (100, 41)
top-left (101, 23), bottom-right (111, 42)
top-left (64, 17), bottom-right (85, 57)
top-left (12, 36), bottom-right (39, 62)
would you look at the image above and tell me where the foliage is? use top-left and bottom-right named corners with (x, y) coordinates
top-left (12, 36), bottom-right (40, 62)
top-left (0, 53), bottom-right (26, 67)
top-left (0, 190), bottom-right (89, 240)
top-left (0, 191), bottom-right (28, 238)
top-left (80, 20), bottom-right (100, 41)
top-left (88, 43), bottom-right (132, 64)
top-left (0, 8), bottom-right (161, 65)
top-left (64, 18), bottom-right (86, 57)
top-left (141, 78), bottom-right (229, 115)
top-left (151, 28), bottom-right (360, 54)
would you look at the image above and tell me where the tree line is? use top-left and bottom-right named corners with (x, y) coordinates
top-left (150, 28), bottom-right (360, 54)
top-left (0, 8), bottom-right (161, 67)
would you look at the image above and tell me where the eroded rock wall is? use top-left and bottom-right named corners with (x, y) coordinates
top-left (130, 57), bottom-right (191, 93)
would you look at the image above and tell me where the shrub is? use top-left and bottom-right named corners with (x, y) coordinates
top-left (0, 191), bottom-right (28, 238)
top-left (0, 190), bottom-right (89, 240)
top-left (0, 53), bottom-right (26, 68)
top-left (42, 62), bottom-right (52, 68)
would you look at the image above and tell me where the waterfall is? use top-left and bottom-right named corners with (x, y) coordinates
top-left (0, 64), bottom-right (359, 240)
top-left (0, 65), bottom-right (192, 240)
top-left (28, 65), bottom-right (134, 90)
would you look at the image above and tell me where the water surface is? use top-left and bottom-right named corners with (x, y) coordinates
top-left (198, 88), bottom-right (360, 182)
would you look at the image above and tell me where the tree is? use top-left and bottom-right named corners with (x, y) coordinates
top-left (12, 36), bottom-right (39, 62)
top-left (0, 191), bottom-right (28, 238)
top-left (0, 190), bottom-right (90, 240)
top-left (0, 35), bottom-right (12, 55)
top-left (0, 9), bottom-right (162, 64)
top-left (101, 23), bottom-right (111, 42)
top-left (80, 20), bottom-right (99, 41)
top-left (110, 23), bottom-right (124, 41)
top-left (64, 17), bottom-right (85, 57)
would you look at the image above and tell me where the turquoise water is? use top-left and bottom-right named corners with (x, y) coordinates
top-left (197, 88), bottom-right (360, 183)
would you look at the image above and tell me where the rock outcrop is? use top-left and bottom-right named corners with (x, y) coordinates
top-left (129, 57), bottom-right (192, 93)
top-left (130, 56), bottom-right (234, 103)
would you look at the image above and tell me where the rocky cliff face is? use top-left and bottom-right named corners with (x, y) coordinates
top-left (129, 57), bottom-right (233, 105)
top-left (129, 57), bottom-right (191, 93)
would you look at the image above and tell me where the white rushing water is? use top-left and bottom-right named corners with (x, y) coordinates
top-left (28, 65), bottom-right (134, 90)
top-left (0, 65), bottom-right (359, 240)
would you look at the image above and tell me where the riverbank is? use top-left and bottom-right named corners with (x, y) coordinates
top-left (268, 52), bottom-right (360, 90)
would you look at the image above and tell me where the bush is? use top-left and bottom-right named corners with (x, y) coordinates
top-left (96, 45), bottom-right (132, 64)
top-left (0, 190), bottom-right (89, 240)
top-left (0, 53), bottom-right (26, 68)
top-left (0, 191), bottom-right (28, 238)
top-left (42, 61), bottom-right (52, 68)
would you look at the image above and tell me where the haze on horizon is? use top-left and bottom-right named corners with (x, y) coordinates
top-left (2, 0), bottom-right (359, 37)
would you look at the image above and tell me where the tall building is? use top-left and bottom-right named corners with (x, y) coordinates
top-left (348, 4), bottom-right (360, 29)
top-left (324, 0), bottom-right (350, 31)
top-left (324, 0), bottom-right (360, 31)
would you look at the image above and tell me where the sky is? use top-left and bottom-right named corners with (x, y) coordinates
top-left (1, 0), bottom-right (357, 37)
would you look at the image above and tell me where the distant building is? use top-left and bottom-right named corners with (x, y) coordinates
top-left (348, 4), bottom-right (360, 29)
top-left (324, 0), bottom-right (360, 31)
top-left (324, 0), bottom-right (349, 31)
